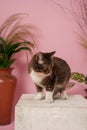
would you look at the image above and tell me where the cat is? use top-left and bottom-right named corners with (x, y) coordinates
top-left (28, 51), bottom-right (71, 103)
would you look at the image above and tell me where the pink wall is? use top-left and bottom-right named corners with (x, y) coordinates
top-left (0, 0), bottom-right (87, 130)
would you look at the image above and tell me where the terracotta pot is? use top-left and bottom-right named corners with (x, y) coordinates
top-left (0, 68), bottom-right (17, 125)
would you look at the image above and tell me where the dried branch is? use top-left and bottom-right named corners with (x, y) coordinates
top-left (0, 13), bottom-right (37, 46)
top-left (50, 0), bottom-right (87, 48)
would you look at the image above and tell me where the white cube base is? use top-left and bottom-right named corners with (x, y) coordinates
top-left (15, 94), bottom-right (87, 130)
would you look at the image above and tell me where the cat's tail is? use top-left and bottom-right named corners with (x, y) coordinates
top-left (66, 82), bottom-right (75, 89)
top-left (53, 82), bottom-right (75, 97)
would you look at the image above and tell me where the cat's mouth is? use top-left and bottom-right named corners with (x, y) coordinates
top-left (40, 70), bottom-right (52, 76)
top-left (35, 69), bottom-right (51, 76)
top-left (40, 72), bottom-right (51, 77)
top-left (33, 71), bottom-right (51, 77)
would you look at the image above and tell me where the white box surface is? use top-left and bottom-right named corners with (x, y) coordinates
top-left (15, 94), bottom-right (87, 130)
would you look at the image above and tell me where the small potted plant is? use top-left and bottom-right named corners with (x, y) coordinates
top-left (71, 72), bottom-right (87, 98)
top-left (0, 13), bottom-right (36, 125)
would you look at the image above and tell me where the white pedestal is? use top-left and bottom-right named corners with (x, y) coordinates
top-left (15, 94), bottom-right (87, 130)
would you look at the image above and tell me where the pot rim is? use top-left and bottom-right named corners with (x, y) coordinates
top-left (0, 67), bottom-right (14, 70)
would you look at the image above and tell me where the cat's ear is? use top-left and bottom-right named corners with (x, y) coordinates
top-left (35, 52), bottom-right (43, 64)
top-left (49, 51), bottom-right (56, 58)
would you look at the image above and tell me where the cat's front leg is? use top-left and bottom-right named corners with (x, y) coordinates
top-left (45, 86), bottom-right (54, 103)
top-left (34, 84), bottom-right (43, 100)
top-left (46, 91), bottom-right (54, 103)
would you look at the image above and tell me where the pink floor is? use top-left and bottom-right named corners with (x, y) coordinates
top-left (0, 122), bottom-right (14, 130)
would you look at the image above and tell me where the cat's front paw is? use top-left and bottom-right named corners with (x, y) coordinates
top-left (60, 94), bottom-right (68, 100)
top-left (34, 92), bottom-right (43, 100)
top-left (45, 98), bottom-right (54, 103)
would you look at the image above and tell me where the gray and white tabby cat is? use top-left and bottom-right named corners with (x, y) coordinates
top-left (29, 51), bottom-right (71, 103)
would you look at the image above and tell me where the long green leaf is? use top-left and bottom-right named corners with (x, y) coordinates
top-left (14, 47), bottom-right (32, 53)
top-left (0, 37), bottom-right (7, 46)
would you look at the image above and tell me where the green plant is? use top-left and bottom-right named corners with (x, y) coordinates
top-left (0, 37), bottom-right (34, 68)
top-left (71, 72), bottom-right (85, 83)
top-left (71, 72), bottom-right (87, 98)
top-left (0, 13), bottom-right (36, 68)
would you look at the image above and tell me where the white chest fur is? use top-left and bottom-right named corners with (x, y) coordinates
top-left (30, 69), bottom-right (46, 86)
